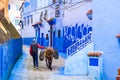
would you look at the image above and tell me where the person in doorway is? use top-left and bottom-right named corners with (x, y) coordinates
top-left (29, 39), bottom-right (45, 69)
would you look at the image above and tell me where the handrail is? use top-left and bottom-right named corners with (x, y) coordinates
top-left (67, 32), bottom-right (92, 57)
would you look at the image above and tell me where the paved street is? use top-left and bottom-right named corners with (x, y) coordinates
top-left (9, 45), bottom-right (93, 80)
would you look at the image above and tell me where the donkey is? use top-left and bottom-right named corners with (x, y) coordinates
top-left (44, 47), bottom-right (55, 71)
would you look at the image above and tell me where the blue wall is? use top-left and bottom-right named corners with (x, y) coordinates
top-left (93, 0), bottom-right (120, 80)
top-left (0, 38), bottom-right (22, 80)
top-left (55, 37), bottom-right (64, 52)
top-left (0, 45), bottom-right (2, 80)
top-left (22, 37), bottom-right (64, 51)
top-left (22, 37), bottom-right (34, 45)
top-left (22, 37), bottom-right (48, 46)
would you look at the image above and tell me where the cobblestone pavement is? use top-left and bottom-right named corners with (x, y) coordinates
top-left (9, 45), bottom-right (93, 80)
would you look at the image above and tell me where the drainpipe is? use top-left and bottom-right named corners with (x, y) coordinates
top-left (47, 18), bottom-right (56, 47)
top-left (50, 25), bottom-right (53, 47)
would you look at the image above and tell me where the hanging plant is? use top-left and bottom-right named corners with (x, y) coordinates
top-left (116, 34), bottom-right (120, 38)
top-left (87, 52), bottom-right (102, 57)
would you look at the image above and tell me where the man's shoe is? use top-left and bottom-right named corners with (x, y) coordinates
top-left (36, 67), bottom-right (39, 70)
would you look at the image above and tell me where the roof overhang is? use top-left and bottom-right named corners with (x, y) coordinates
top-left (32, 21), bottom-right (42, 26)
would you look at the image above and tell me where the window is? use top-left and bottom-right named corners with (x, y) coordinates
top-left (53, 0), bottom-right (56, 3)
top-left (22, 7), bottom-right (24, 12)
top-left (27, 17), bottom-right (30, 25)
top-left (40, 11), bottom-right (43, 22)
top-left (44, 10), bottom-right (48, 20)
top-left (15, 19), bottom-right (19, 26)
top-left (8, 4), bottom-right (10, 10)
top-left (89, 58), bottom-right (98, 66)
top-left (24, 18), bottom-right (26, 26)
top-left (46, 34), bottom-right (48, 40)
top-left (55, 4), bottom-right (60, 17)
top-left (21, 20), bottom-right (24, 29)
top-left (58, 30), bottom-right (61, 37)
top-left (16, 5), bottom-right (19, 11)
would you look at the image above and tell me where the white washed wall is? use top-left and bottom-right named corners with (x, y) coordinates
top-left (63, 2), bottom-right (92, 26)
top-left (21, 25), bottom-right (35, 38)
top-left (64, 42), bottom-right (93, 75)
top-left (64, 1), bottom-right (92, 75)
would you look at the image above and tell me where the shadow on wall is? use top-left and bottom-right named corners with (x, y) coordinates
top-left (0, 15), bottom-right (21, 43)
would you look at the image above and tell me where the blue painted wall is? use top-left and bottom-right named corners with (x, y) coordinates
top-left (63, 23), bottom-right (92, 53)
top-left (93, 0), bottom-right (120, 80)
top-left (22, 37), bottom-right (47, 46)
top-left (22, 37), bottom-right (34, 45)
top-left (55, 37), bottom-right (64, 52)
top-left (0, 45), bottom-right (2, 80)
top-left (0, 38), bottom-right (22, 80)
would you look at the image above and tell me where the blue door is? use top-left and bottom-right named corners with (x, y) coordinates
top-left (37, 28), bottom-right (40, 44)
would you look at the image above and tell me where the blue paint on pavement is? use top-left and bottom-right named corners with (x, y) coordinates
top-left (9, 51), bottom-right (28, 80)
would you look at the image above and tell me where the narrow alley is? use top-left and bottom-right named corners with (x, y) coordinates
top-left (1, 0), bottom-right (120, 80)
top-left (9, 45), bottom-right (93, 80)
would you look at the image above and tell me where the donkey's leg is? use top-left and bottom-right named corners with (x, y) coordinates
top-left (45, 57), bottom-right (49, 68)
top-left (49, 58), bottom-right (52, 71)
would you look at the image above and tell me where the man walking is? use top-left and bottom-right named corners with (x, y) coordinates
top-left (30, 39), bottom-right (45, 69)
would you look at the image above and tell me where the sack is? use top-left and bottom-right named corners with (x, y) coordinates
top-left (39, 51), bottom-right (44, 61)
top-left (31, 44), bottom-right (38, 53)
top-left (53, 49), bottom-right (59, 59)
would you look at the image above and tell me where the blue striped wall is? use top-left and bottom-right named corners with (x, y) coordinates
top-left (0, 38), bottom-right (22, 80)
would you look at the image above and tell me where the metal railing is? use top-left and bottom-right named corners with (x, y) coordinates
top-left (67, 32), bottom-right (92, 57)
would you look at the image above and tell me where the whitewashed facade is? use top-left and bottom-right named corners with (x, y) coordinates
top-left (20, 0), bottom-right (62, 46)
top-left (63, 0), bottom-right (93, 76)
top-left (8, 0), bottom-right (23, 34)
